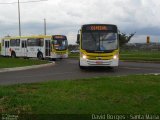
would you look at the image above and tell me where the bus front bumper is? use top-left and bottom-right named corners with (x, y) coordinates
top-left (51, 54), bottom-right (68, 59)
top-left (80, 58), bottom-right (119, 67)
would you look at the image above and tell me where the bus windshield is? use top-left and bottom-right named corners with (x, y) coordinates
top-left (82, 32), bottom-right (118, 52)
top-left (53, 39), bottom-right (68, 50)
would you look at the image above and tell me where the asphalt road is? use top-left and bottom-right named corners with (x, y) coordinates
top-left (0, 58), bottom-right (160, 85)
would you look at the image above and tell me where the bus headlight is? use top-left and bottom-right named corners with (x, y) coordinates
top-left (113, 55), bottom-right (118, 59)
top-left (82, 55), bottom-right (87, 59)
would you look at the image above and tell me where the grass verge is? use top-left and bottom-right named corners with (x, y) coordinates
top-left (0, 57), bottom-right (49, 68)
top-left (120, 51), bottom-right (160, 61)
top-left (0, 74), bottom-right (160, 115)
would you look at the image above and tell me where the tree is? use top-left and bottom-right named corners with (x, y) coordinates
top-left (119, 32), bottom-right (136, 47)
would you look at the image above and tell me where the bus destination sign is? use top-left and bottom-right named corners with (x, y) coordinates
top-left (87, 26), bottom-right (108, 31)
top-left (82, 24), bottom-right (117, 32)
top-left (53, 35), bottom-right (66, 40)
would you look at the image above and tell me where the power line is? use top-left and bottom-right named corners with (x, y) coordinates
top-left (0, 0), bottom-right (48, 5)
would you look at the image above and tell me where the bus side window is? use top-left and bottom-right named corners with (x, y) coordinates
top-left (38, 38), bottom-right (44, 46)
top-left (27, 39), bottom-right (36, 46)
top-left (16, 39), bottom-right (20, 46)
top-left (10, 39), bottom-right (20, 47)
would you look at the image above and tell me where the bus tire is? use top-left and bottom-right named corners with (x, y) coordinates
top-left (11, 51), bottom-right (16, 58)
top-left (52, 58), bottom-right (56, 61)
top-left (112, 66), bottom-right (119, 72)
top-left (108, 66), bottom-right (118, 72)
top-left (79, 65), bottom-right (86, 70)
top-left (37, 52), bottom-right (43, 60)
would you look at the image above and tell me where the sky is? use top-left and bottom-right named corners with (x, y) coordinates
top-left (0, 0), bottom-right (160, 44)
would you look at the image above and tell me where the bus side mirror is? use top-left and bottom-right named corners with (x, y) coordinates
top-left (76, 34), bottom-right (80, 44)
top-left (118, 33), bottom-right (120, 38)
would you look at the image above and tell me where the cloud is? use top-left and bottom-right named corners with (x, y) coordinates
top-left (0, 0), bottom-right (160, 44)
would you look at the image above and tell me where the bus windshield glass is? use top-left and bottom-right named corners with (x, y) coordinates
top-left (82, 32), bottom-right (118, 52)
top-left (52, 36), bottom-right (68, 50)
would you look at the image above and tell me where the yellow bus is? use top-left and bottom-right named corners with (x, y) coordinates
top-left (51, 35), bottom-right (68, 59)
top-left (77, 24), bottom-right (119, 69)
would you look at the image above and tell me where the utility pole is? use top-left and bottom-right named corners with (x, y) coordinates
top-left (44, 18), bottom-right (46, 35)
top-left (18, 0), bottom-right (21, 36)
top-left (0, 0), bottom-right (48, 36)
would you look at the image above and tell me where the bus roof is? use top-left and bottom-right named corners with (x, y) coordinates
top-left (2, 35), bottom-right (51, 39)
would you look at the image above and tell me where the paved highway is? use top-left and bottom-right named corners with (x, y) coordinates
top-left (0, 59), bottom-right (160, 85)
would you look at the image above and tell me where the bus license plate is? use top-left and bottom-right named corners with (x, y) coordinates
top-left (96, 61), bottom-right (103, 64)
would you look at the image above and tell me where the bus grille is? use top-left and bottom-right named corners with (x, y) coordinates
top-left (87, 55), bottom-right (113, 60)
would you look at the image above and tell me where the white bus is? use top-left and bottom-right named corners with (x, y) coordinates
top-left (1, 35), bottom-right (69, 60)
top-left (1, 35), bottom-right (51, 59)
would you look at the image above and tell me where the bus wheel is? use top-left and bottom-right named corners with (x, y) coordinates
top-left (37, 53), bottom-right (43, 60)
top-left (79, 65), bottom-right (86, 70)
top-left (112, 67), bottom-right (119, 72)
top-left (11, 52), bottom-right (16, 58)
top-left (108, 66), bottom-right (118, 72)
top-left (52, 58), bottom-right (56, 61)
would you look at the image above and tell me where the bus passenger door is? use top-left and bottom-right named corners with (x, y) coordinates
top-left (45, 40), bottom-right (51, 57)
top-left (4, 41), bottom-right (10, 56)
top-left (21, 40), bottom-right (27, 57)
